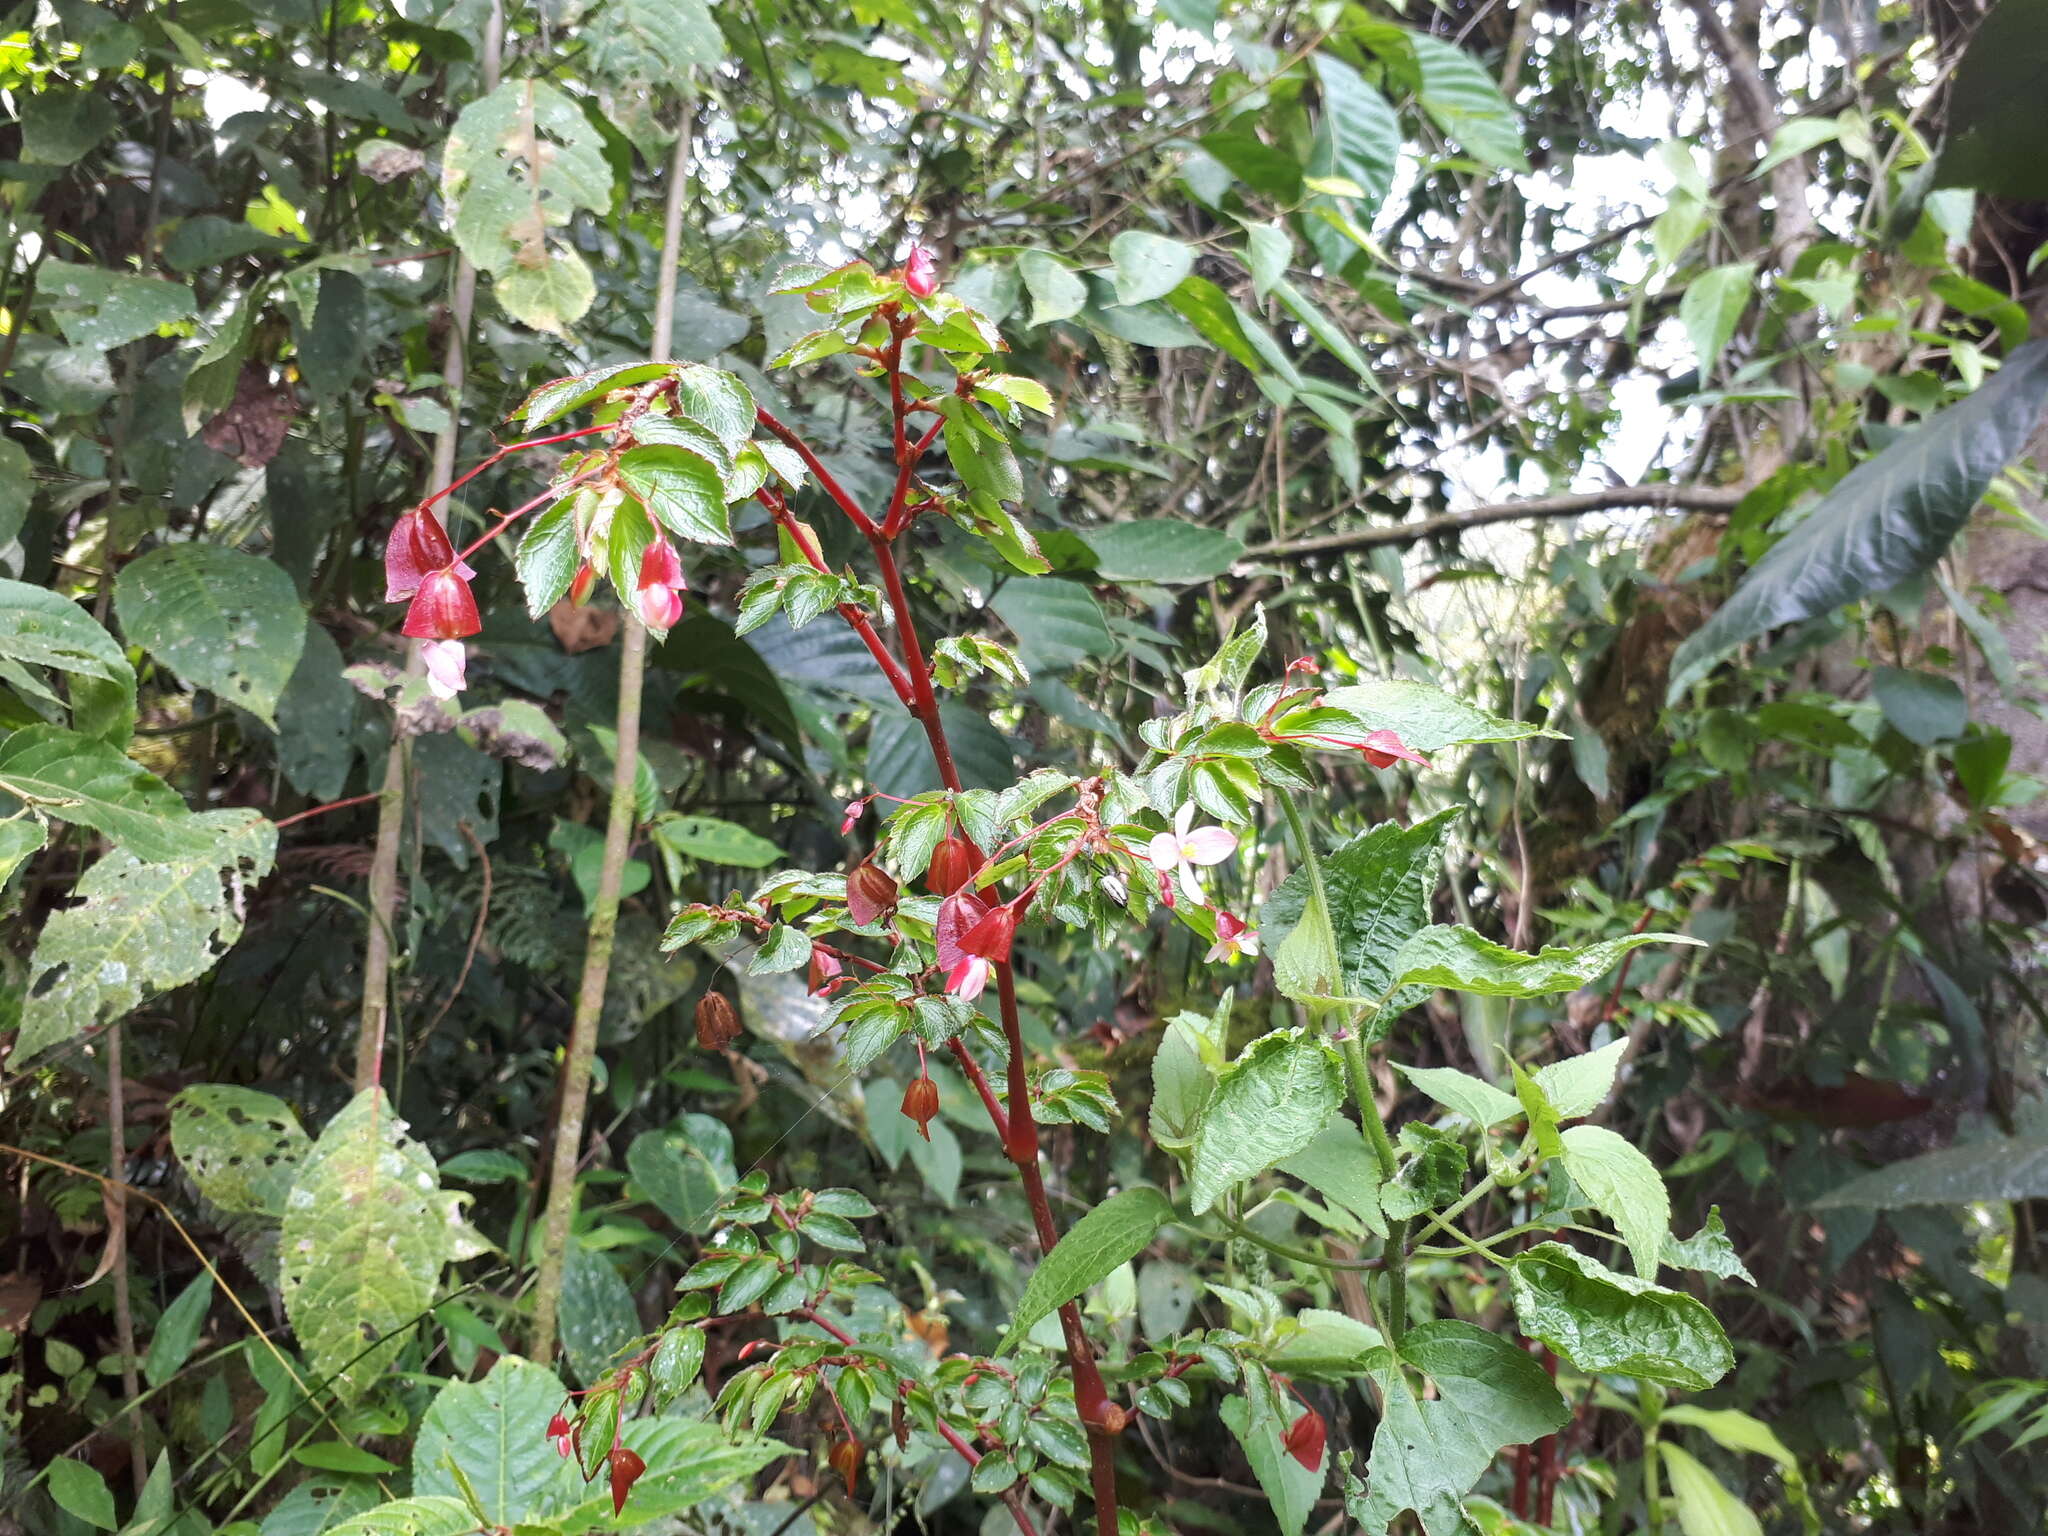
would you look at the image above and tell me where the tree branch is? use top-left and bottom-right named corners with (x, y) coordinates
top-left (1245, 483), bottom-right (1745, 560)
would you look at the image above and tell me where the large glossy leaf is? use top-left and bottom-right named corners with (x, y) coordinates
top-left (1189, 1030), bottom-right (1344, 1213)
top-left (279, 1090), bottom-right (487, 1402)
top-left (1810, 1133), bottom-right (2048, 1208)
top-left (1381, 926), bottom-right (1703, 1008)
top-left (1659, 1444), bottom-right (1764, 1536)
top-left (999, 1188), bottom-right (1174, 1351)
top-left (1084, 519), bottom-right (1244, 584)
top-left (1509, 1243), bottom-right (1732, 1390)
top-left (1345, 1321), bottom-right (1569, 1535)
top-left (15, 809), bottom-right (278, 1062)
top-left (626, 1113), bottom-right (736, 1232)
top-left (558, 1240), bottom-right (641, 1387)
top-left (1410, 33), bottom-right (1529, 171)
top-left (115, 543), bottom-right (307, 727)
top-left (1312, 52), bottom-right (1399, 206)
top-left (990, 577), bottom-right (1115, 670)
top-left (413, 1357), bottom-right (576, 1525)
top-left (1670, 339), bottom-right (2048, 696)
top-left (1108, 231), bottom-right (1195, 306)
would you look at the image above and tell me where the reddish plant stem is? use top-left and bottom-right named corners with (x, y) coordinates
top-left (755, 407), bottom-right (882, 537)
top-left (781, 354), bottom-right (1120, 1536)
top-left (947, 1038), bottom-right (1010, 1142)
top-left (418, 423), bottom-right (612, 519)
top-left (757, 489), bottom-right (915, 706)
top-left (273, 791), bottom-right (381, 829)
top-left (455, 474), bottom-right (595, 565)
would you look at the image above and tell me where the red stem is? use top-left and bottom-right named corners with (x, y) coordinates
top-left (755, 407), bottom-right (881, 537)
top-left (272, 791), bottom-right (380, 828)
top-left (947, 1038), bottom-right (1010, 1143)
top-left (757, 489), bottom-right (915, 707)
top-left (455, 475), bottom-right (593, 564)
top-left (773, 353), bottom-right (1120, 1536)
top-left (419, 424), bottom-right (612, 518)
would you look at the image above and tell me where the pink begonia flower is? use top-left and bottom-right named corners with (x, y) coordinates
top-left (420, 639), bottom-right (468, 701)
top-left (946, 954), bottom-right (991, 1000)
top-left (1205, 910), bottom-right (1257, 964)
top-left (1149, 803), bottom-right (1238, 904)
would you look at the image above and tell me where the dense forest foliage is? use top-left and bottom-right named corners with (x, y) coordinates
top-left (5, 0), bottom-right (2048, 1533)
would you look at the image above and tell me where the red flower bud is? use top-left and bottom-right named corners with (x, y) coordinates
top-left (384, 508), bottom-right (471, 602)
top-left (568, 560), bottom-right (598, 606)
top-left (1359, 729), bottom-right (1427, 770)
top-left (934, 890), bottom-right (990, 973)
top-left (546, 1411), bottom-right (570, 1441)
top-left (608, 1444), bottom-right (646, 1515)
top-left (958, 899), bottom-right (1020, 964)
top-left (901, 1074), bottom-right (940, 1140)
top-left (402, 567), bottom-right (481, 640)
top-left (903, 245), bottom-right (938, 298)
top-left (846, 858), bottom-right (900, 927)
top-left (828, 1436), bottom-right (863, 1495)
top-left (925, 833), bottom-right (986, 897)
top-left (695, 991), bottom-right (741, 1050)
top-left (807, 945), bottom-right (844, 996)
top-left (639, 533), bottom-right (686, 592)
top-left (1283, 1407), bottom-right (1325, 1472)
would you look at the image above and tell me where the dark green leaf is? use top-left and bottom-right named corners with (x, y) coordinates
top-left (1000, 1188), bottom-right (1175, 1350)
top-left (1084, 518), bottom-right (1245, 584)
top-left (1670, 340), bottom-right (2048, 695)
top-left (115, 544), bottom-right (307, 727)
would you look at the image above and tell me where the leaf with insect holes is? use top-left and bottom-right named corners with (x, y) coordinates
top-left (16, 810), bottom-right (277, 1062)
top-left (279, 1089), bottom-right (487, 1402)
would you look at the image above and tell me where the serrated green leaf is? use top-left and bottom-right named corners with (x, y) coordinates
top-left (617, 443), bottom-right (734, 546)
top-left (115, 544), bottom-right (306, 727)
top-left (279, 1089), bottom-right (488, 1402)
top-left (1319, 679), bottom-right (1557, 752)
top-left (1508, 1242), bottom-right (1732, 1390)
top-left (999, 1188), bottom-right (1174, 1351)
top-left (1347, 1320), bottom-right (1568, 1535)
top-left (16, 809), bottom-right (278, 1061)
top-left (1190, 1031), bottom-right (1344, 1214)
top-left (549, 1421), bottom-right (787, 1534)
top-left (1531, 1038), bottom-right (1628, 1119)
top-left (1558, 1124), bottom-right (1670, 1279)
top-left (1397, 1064), bottom-right (1522, 1128)
top-left (324, 1497), bottom-right (477, 1536)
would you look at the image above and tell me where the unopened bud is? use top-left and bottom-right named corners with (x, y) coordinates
top-left (608, 1445), bottom-right (647, 1515)
top-left (695, 991), bottom-right (741, 1050)
top-left (901, 1075), bottom-right (940, 1141)
top-left (846, 859), bottom-right (900, 927)
top-left (828, 1436), bottom-right (864, 1496)
top-left (807, 946), bottom-right (845, 996)
top-left (925, 833), bottom-right (986, 897)
top-left (903, 245), bottom-right (938, 298)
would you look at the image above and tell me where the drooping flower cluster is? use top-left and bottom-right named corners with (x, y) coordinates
top-left (386, 508), bottom-right (481, 701)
